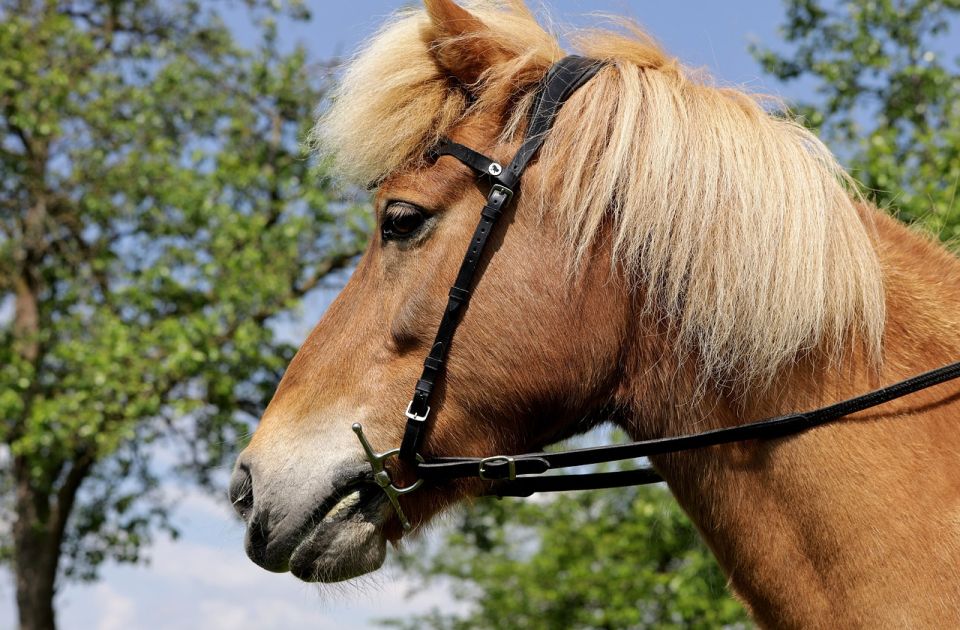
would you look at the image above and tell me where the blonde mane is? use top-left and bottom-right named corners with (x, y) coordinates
top-left (312, 1), bottom-right (886, 386)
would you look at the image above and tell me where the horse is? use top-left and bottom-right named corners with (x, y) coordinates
top-left (229, 0), bottom-right (960, 626)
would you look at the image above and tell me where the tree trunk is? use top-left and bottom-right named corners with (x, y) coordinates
top-left (12, 459), bottom-right (60, 630)
top-left (12, 188), bottom-right (63, 630)
top-left (14, 547), bottom-right (57, 630)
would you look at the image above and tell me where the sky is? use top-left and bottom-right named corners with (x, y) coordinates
top-left (2, 1), bottom-right (823, 628)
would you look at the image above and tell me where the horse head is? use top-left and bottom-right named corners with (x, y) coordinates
top-left (229, 0), bottom-right (888, 587)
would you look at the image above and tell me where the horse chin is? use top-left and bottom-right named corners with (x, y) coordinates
top-left (288, 518), bottom-right (387, 583)
top-left (287, 488), bottom-right (392, 583)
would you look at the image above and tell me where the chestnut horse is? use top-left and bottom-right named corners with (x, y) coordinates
top-left (230, 1), bottom-right (960, 626)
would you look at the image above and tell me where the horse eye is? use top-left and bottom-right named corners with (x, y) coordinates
top-left (381, 202), bottom-right (427, 242)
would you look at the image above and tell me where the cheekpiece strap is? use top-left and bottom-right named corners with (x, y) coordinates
top-left (398, 56), bottom-right (605, 464)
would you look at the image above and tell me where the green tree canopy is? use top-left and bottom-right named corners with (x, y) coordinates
top-left (752, 0), bottom-right (960, 241)
top-left (0, 1), bottom-right (364, 628)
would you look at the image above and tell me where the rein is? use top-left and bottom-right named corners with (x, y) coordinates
top-left (351, 55), bottom-right (960, 531)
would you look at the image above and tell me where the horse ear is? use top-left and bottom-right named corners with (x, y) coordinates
top-left (424, 0), bottom-right (510, 85)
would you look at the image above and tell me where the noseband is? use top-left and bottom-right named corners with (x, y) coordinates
top-left (352, 55), bottom-right (960, 531)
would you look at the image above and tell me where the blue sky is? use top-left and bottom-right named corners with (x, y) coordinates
top-left (2, 1), bottom-right (827, 628)
top-left (258, 1), bottom-right (806, 96)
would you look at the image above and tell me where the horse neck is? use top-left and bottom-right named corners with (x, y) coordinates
top-left (628, 209), bottom-right (960, 626)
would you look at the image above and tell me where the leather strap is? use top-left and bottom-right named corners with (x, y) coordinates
top-left (399, 56), bottom-right (605, 462)
top-left (492, 467), bottom-right (665, 498)
top-left (415, 360), bottom-right (960, 496)
top-left (399, 183), bottom-right (514, 461)
top-left (498, 56), bottom-right (607, 190)
top-left (432, 140), bottom-right (503, 179)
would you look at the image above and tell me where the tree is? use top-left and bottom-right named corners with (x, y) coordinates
top-left (752, 0), bottom-right (960, 243)
top-left (384, 484), bottom-right (749, 630)
top-left (0, 2), bottom-right (364, 628)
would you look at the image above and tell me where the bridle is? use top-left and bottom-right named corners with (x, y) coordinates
top-left (351, 56), bottom-right (960, 531)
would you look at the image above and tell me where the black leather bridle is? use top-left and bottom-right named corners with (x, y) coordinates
top-left (351, 55), bottom-right (960, 531)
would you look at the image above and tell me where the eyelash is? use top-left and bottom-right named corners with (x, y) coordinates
top-left (381, 202), bottom-right (428, 242)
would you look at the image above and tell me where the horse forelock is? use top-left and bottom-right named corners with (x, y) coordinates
top-left (311, 0), bottom-right (886, 388)
top-left (308, 1), bottom-right (558, 187)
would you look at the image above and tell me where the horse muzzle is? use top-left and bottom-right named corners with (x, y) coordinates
top-left (229, 448), bottom-right (393, 582)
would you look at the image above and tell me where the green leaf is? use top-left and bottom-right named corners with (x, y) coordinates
top-left (0, 0), bottom-right (364, 586)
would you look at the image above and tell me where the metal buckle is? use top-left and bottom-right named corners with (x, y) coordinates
top-left (489, 183), bottom-right (514, 205)
top-left (352, 423), bottom-right (423, 531)
top-left (405, 400), bottom-right (430, 423)
top-left (479, 455), bottom-right (517, 481)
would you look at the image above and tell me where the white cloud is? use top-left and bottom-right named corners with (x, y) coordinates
top-left (93, 584), bottom-right (136, 630)
top-left (1, 571), bottom-right (16, 629)
top-left (50, 520), bottom-right (462, 630)
top-left (197, 596), bottom-right (342, 630)
top-left (168, 485), bottom-right (237, 523)
top-left (149, 537), bottom-right (263, 590)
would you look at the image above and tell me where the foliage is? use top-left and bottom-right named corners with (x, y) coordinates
top-left (0, 0), bottom-right (364, 603)
top-left (752, 0), bottom-right (960, 242)
top-left (384, 484), bottom-right (750, 630)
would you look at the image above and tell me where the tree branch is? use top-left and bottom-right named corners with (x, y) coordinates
top-left (50, 453), bottom-right (95, 545)
top-left (293, 249), bottom-right (359, 297)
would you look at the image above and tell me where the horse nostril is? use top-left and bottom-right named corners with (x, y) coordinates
top-left (229, 463), bottom-right (254, 521)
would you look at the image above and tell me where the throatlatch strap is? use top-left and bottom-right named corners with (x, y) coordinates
top-left (399, 56), bottom-right (605, 463)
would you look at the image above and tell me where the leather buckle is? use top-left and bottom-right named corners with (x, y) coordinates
top-left (479, 455), bottom-right (517, 481)
top-left (488, 183), bottom-right (513, 206)
top-left (405, 400), bottom-right (430, 423)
